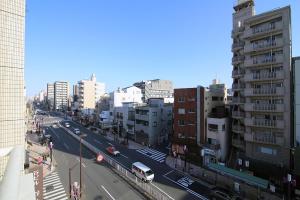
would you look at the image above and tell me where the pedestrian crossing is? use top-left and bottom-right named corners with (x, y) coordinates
top-left (43, 171), bottom-right (68, 200)
top-left (136, 148), bottom-right (166, 163)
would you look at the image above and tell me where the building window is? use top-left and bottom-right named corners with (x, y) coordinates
top-left (212, 96), bottom-right (218, 101)
top-left (152, 112), bottom-right (157, 116)
top-left (188, 108), bottom-right (195, 113)
top-left (178, 120), bottom-right (185, 126)
top-left (260, 147), bottom-right (277, 155)
top-left (208, 124), bottom-right (218, 132)
top-left (178, 97), bottom-right (185, 102)
top-left (178, 108), bottom-right (185, 114)
top-left (178, 133), bottom-right (185, 138)
top-left (222, 124), bottom-right (225, 131)
top-left (188, 98), bottom-right (195, 101)
top-left (153, 122), bottom-right (157, 127)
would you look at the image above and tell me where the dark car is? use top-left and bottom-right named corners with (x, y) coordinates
top-left (210, 187), bottom-right (242, 200)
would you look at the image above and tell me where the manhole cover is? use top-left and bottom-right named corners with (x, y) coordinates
top-left (45, 185), bottom-right (54, 193)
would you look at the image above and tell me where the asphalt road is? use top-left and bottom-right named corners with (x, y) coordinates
top-left (44, 123), bottom-right (146, 200)
top-left (63, 120), bottom-right (211, 200)
top-left (35, 110), bottom-right (212, 200)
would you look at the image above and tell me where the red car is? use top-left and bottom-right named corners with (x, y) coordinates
top-left (106, 146), bottom-right (120, 156)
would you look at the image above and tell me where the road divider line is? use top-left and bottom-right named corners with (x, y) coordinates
top-left (163, 170), bottom-right (174, 176)
top-left (49, 127), bottom-right (60, 140)
top-left (101, 185), bottom-right (116, 200)
top-left (120, 154), bottom-right (128, 158)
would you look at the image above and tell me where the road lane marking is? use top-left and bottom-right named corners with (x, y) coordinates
top-left (101, 185), bottom-right (116, 200)
top-left (63, 143), bottom-right (70, 150)
top-left (150, 183), bottom-right (175, 200)
top-left (163, 170), bottom-right (174, 176)
top-left (162, 174), bottom-right (208, 200)
top-left (94, 139), bottom-right (102, 145)
top-left (120, 154), bottom-right (128, 158)
top-left (76, 157), bottom-right (86, 168)
top-left (49, 127), bottom-right (60, 140)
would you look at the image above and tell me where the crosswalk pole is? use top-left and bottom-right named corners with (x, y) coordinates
top-left (69, 168), bottom-right (72, 198)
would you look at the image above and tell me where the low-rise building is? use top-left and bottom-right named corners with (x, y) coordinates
top-left (135, 99), bottom-right (172, 146)
top-left (203, 106), bottom-right (229, 165)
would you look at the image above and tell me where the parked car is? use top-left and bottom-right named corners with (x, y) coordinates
top-left (210, 187), bottom-right (242, 200)
top-left (73, 128), bottom-right (80, 135)
top-left (106, 146), bottom-right (120, 156)
top-left (64, 122), bottom-right (70, 128)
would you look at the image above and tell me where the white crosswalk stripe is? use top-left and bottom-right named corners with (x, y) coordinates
top-left (177, 176), bottom-right (194, 188)
top-left (136, 148), bottom-right (166, 163)
top-left (43, 171), bottom-right (68, 200)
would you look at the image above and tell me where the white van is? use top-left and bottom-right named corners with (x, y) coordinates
top-left (132, 162), bottom-right (154, 182)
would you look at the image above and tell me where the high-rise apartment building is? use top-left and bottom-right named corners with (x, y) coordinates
top-left (231, 0), bottom-right (292, 177)
top-left (47, 83), bottom-right (54, 109)
top-left (78, 74), bottom-right (105, 110)
top-left (0, 0), bottom-right (26, 177)
top-left (133, 79), bottom-right (173, 102)
top-left (293, 57), bottom-right (300, 147)
top-left (73, 84), bottom-right (79, 102)
top-left (54, 81), bottom-right (69, 110)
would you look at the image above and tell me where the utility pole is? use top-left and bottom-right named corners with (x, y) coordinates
top-left (80, 136), bottom-right (82, 198)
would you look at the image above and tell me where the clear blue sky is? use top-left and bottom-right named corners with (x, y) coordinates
top-left (25, 0), bottom-right (300, 97)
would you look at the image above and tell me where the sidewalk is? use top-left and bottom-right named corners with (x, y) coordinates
top-left (27, 137), bottom-right (56, 178)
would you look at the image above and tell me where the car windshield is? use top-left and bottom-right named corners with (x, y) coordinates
top-left (145, 170), bottom-right (153, 176)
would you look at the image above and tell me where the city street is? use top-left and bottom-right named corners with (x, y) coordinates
top-left (37, 111), bottom-right (212, 200)
top-left (43, 119), bottom-right (147, 200)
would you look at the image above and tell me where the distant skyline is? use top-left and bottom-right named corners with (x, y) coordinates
top-left (25, 0), bottom-right (300, 96)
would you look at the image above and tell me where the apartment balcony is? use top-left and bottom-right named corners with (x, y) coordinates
top-left (232, 97), bottom-right (245, 104)
top-left (232, 69), bottom-right (245, 78)
top-left (127, 120), bottom-right (134, 126)
top-left (244, 87), bottom-right (284, 97)
top-left (244, 38), bottom-right (283, 53)
top-left (244, 54), bottom-right (283, 67)
top-left (244, 132), bottom-right (284, 146)
top-left (244, 103), bottom-right (284, 112)
top-left (232, 56), bottom-right (245, 65)
top-left (232, 41), bottom-right (245, 52)
top-left (243, 21), bottom-right (283, 39)
top-left (232, 83), bottom-right (245, 91)
top-left (244, 70), bottom-right (284, 82)
top-left (232, 125), bottom-right (245, 134)
top-left (232, 111), bottom-right (245, 119)
top-left (244, 118), bottom-right (284, 129)
top-left (232, 138), bottom-right (245, 150)
top-left (231, 26), bottom-right (245, 38)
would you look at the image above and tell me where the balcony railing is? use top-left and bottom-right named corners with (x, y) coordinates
top-left (245, 132), bottom-right (284, 145)
top-left (232, 97), bottom-right (245, 104)
top-left (232, 83), bottom-right (245, 90)
top-left (232, 69), bottom-right (245, 78)
top-left (244, 54), bottom-right (283, 67)
top-left (232, 138), bottom-right (245, 149)
top-left (232, 111), bottom-right (245, 118)
top-left (232, 125), bottom-right (245, 133)
top-left (244, 87), bottom-right (284, 96)
top-left (244, 38), bottom-right (283, 53)
top-left (232, 41), bottom-right (245, 51)
top-left (231, 26), bottom-right (245, 37)
top-left (244, 71), bottom-right (284, 82)
top-left (232, 56), bottom-right (245, 65)
top-left (244, 103), bottom-right (284, 112)
top-left (243, 21), bottom-right (283, 39)
top-left (244, 118), bottom-right (284, 129)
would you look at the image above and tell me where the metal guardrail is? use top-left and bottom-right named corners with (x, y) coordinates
top-left (59, 125), bottom-right (174, 200)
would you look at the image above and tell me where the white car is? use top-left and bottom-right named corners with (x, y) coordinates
top-left (65, 122), bottom-right (70, 128)
top-left (74, 128), bottom-right (80, 135)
